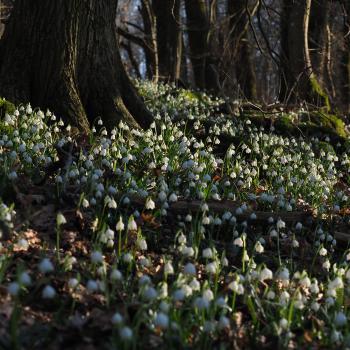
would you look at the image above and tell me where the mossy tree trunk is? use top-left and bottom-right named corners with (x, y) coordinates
top-left (279, 0), bottom-right (330, 109)
top-left (0, 0), bottom-right (153, 133)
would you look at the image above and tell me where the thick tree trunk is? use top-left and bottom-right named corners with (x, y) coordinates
top-left (279, 0), bottom-right (329, 108)
top-left (0, 0), bottom-right (153, 132)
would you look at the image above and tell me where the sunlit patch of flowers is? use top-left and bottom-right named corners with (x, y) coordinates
top-left (0, 81), bottom-right (350, 348)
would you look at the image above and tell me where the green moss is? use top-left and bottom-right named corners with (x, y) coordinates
top-left (275, 114), bottom-right (294, 133)
top-left (0, 98), bottom-right (15, 117)
top-left (310, 112), bottom-right (347, 138)
top-left (310, 76), bottom-right (330, 112)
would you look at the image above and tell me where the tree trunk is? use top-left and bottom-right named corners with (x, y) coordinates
top-left (279, 0), bottom-right (330, 109)
top-left (227, 0), bottom-right (257, 100)
top-left (185, 0), bottom-right (219, 91)
top-left (0, 0), bottom-right (153, 132)
top-left (341, 0), bottom-right (350, 113)
top-left (152, 0), bottom-right (182, 82)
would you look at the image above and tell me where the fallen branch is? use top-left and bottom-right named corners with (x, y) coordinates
top-left (129, 197), bottom-right (314, 225)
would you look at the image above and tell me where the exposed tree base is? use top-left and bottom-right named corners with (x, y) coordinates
top-left (0, 0), bottom-right (153, 132)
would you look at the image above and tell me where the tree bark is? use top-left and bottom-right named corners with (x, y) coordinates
top-left (227, 0), bottom-right (257, 100)
top-left (279, 0), bottom-right (330, 109)
top-left (152, 0), bottom-right (182, 82)
top-left (341, 1), bottom-right (350, 113)
top-left (0, 0), bottom-right (153, 132)
top-left (185, 0), bottom-right (219, 91)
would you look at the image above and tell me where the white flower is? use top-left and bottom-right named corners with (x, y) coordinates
top-left (218, 316), bottom-right (230, 330)
top-left (111, 312), bottom-right (123, 325)
top-left (8, 282), bottom-right (20, 296)
top-left (119, 326), bottom-right (133, 340)
top-left (110, 269), bottom-right (123, 281)
top-left (206, 262), bottom-right (218, 274)
top-left (155, 312), bottom-right (169, 329)
top-left (255, 241), bottom-right (264, 253)
top-left (266, 290), bottom-right (275, 300)
top-left (164, 261), bottom-right (174, 275)
top-left (233, 237), bottom-right (244, 247)
top-left (56, 212), bottom-right (67, 226)
top-left (90, 251), bottom-right (103, 264)
top-left (19, 271), bottom-right (31, 286)
top-left (87, 279), bottom-right (99, 292)
top-left (123, 253), bottom-right (133, 264)
top-left (173, 289), bottom-right (185, 301)
top-left (276, 219), bottom-right (285, 230)
top-left (299, 276), bottom-right (311, 288)
top-left (143, 286), bottom-right (158, 301)
top-left (137, 238), bottom-right (148, 251)
top-left (189, 279), bottom-right (201, 291)
top-left (17, 238), bottom-right (29, 250)
top-left (168, 193), bottom-right (178, 202)
top-left (68, 278), bottom-right (79, 289)
top-left (116, 217), bottom-right (125, 231)
top-left (203, 289), bottom-right (214, 301)
top-left (279, 318), bottom-right (288, 329)
top-left (194, 296), bottom-right (210, 310)
top-left (334, 312), bottom-right (347, 327)
top-left (180, 246), bottom-right (194, 257)
top-left (259, 267), bottom-right (273, 281)
top-left (184, 263), bottom-right (196, 276)
top-left (158, 191), bottom-right (167, 202)
top-left (202, 247), bottom-right (213, 259)
top-left (127, 217), bottom-right (137, 231)
top-left (42, 285), bottom-right (56, 299)
top-left (319, 247), bottom-right (327, 256)
top-left (39, 258), bottom-right (54, 274)
top-left (145, 198), bottom-right (155, 210)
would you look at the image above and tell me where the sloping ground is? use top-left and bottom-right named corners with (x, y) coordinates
top-left (0, 82), bottom-right (350, 349)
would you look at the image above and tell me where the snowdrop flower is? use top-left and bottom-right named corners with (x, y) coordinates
top-left (143, 286), bottom-right (158, 301)
top-left (42, 285), bottom-right (56, 299)
top-left (184, 262), bottom-right (196, 276)
top-left (145, 198), bottom-right (155, 210)
top-left (56, 212), bottom-right (67, 226)
top-left (127, 216), bottom-right (137, 231)
top-left (110, 269), bottom-right (123, 281)
top-left (111, 312), bottom-right (123, 325)
top-left (193, 297), bottom-right (210, 310)
top-left (206, 262), bottom-right (218, 274)
top-left (180, 246), bottom-right (195, 257)
top-left (87, 280), bottom-right (99, 293)
top-left (255, 241), bottom-right (264, 253)
top-left (319, 247), bottom-right (327, 256)
top-left (68, 278), bottom-right (79, 289)
top-left (202, 247), bottom-right (213, 259)
top-left (123, 253), bottom-right (133, 264)
top-left (169, 193), bottom-right (178, 202)
top-left (137, 238), bottom-right (148, 251)
top-left (119, 326), bottom-right (133, 340)
top-left (17, 238), bottom-right (29, 250)
top-left (233, 237), bottom-right (244, 247)
top-left (299, 276), bottom-right (311, 288)
top-left (116, 217), bottom-right (125, 231)
top-left (279, 318), bottom-right (288, 330)
top-left (154, 312), bottom-right (169, 329)
top-left (19, 271), bottom-right (31, 286)
top-left (276, 219), bottom-right (285, 230)
top-left (90, 251), bottom-right (103, 264)
top-left (334, 312), bottom-right (347, 327)
top-left (39, 258), bottom-right (54, 274)
top-left (218, 316), bottom-right (230, 330)
top-left (8, 282), bottom-right (20, 296)
top-left (164, 261), bottom-right (174, 275)
top-left (259, 267), bottom-right (273, 281)
top-left (266, 290), bottom-right (275, 300)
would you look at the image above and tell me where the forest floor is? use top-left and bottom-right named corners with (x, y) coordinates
top-left (0, 81), bottom-right (350, 349)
